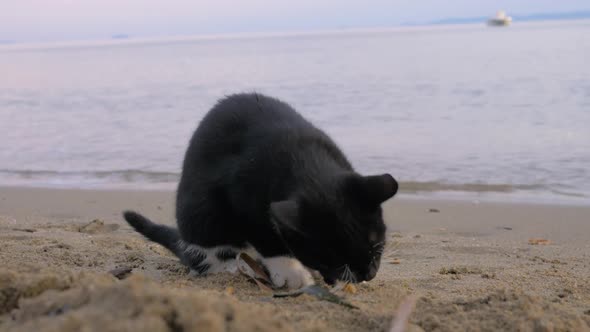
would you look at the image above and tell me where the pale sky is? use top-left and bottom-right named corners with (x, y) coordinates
top-left (1, 0), bottom-right (589, 42)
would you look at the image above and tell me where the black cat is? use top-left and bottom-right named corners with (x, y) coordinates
top-left (124, 93), bottom-right (398, 289)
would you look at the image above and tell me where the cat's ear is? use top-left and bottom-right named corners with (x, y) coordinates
top-left (270, 200), bottom-right (301, 233)
top-left (362, 173), bottom-right (398, 205)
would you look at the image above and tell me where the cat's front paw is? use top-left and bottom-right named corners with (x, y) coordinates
top-left (263, 256), bottom-right (314, 289)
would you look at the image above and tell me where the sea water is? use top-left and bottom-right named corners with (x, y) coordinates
top-left (1, 20), bottom-right (589, 204)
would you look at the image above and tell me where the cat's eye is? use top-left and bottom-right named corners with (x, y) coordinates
top-left (369, 239), bottom-right (384, 257)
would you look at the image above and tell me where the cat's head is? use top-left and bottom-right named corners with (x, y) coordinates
top-left (270, 173), bottom-right (397, 284)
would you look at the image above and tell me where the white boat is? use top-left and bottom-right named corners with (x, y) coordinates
top-left (487, 11), bottom-right (512, 26)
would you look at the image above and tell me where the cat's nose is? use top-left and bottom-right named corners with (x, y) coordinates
top-left (364, 266), bottom-right (378, 281)
top-left (363, 259), bottom-right (380, 281)
top-left (323, 275), bottom-right (337, 285)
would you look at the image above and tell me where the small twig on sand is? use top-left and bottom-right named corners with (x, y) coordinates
top-left (389, 295), bottom-right (417, 332)
top-left (12, 228), bottom-right (37, 233)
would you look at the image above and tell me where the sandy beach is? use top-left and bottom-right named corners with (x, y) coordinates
top-left (1, 186), bottom-right (589, 331)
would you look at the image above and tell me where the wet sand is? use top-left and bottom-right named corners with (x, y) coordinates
top-left (1, 187), bottom-right (589, 331)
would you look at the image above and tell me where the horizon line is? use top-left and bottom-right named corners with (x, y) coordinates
top-left (1, 11), bottom-right (589, 48)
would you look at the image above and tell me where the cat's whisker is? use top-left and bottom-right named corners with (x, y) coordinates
top-left (345, 266), bottom-right (351, 283)
top-left (346, 267), bottom-right (352, 284)
top-left (336, 264), bottom-right (346, 282)
top-left (341, 264), bottom-right (355, 284)
top-left (339, 264), bottom-right (349, 284)
top-left (349, 265), bottom-right (358, 283)
top-left (373, 241), bottom-right (385, 248)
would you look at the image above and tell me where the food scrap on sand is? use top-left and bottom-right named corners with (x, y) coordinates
top-left (236, 252), bottom-right (358, 308)
top-left (343, 283), bottom-right (357, 294)
top-left (236, 252), bottom-right (273, 293)
top-left (528, 238), bottom-right (551, 245)
top-left (274, 285), bottom-right (359, 309)
top-left (225, 286), bottom-right (235, 296)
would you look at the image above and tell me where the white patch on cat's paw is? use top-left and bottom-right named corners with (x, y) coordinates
top-left (263, 256), bottom-right (314, 289)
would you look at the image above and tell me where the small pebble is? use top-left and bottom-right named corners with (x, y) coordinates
top-left (109, 267), bottom-right (133, 279)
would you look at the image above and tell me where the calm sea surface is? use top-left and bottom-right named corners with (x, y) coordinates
top-left (1, 21), bottom-right (589, 204)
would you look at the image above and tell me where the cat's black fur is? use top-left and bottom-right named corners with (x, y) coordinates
top-left (124, 93), bottom-right (398, 284)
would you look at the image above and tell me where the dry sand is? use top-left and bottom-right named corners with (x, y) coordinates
top-left (1, 186), bottom-right (589, 331)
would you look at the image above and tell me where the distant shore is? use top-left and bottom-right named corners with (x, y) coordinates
top-left (2, 17), bottom-right (589, 49)
top-left (1, 186), bottom-right (589, 331)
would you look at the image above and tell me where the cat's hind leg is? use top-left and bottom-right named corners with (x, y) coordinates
top-left (177, 241), bottom-right (314, 289)
top-left (177, 242), bottom-right (241, 275)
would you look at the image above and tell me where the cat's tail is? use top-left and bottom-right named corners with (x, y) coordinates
top-left (123, 211), bottom-right (183, 257)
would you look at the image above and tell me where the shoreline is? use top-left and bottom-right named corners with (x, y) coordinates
top-left (1, 182), bottom-right (588, 207)
top-left (1, 186), bottom-right (589, 331)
